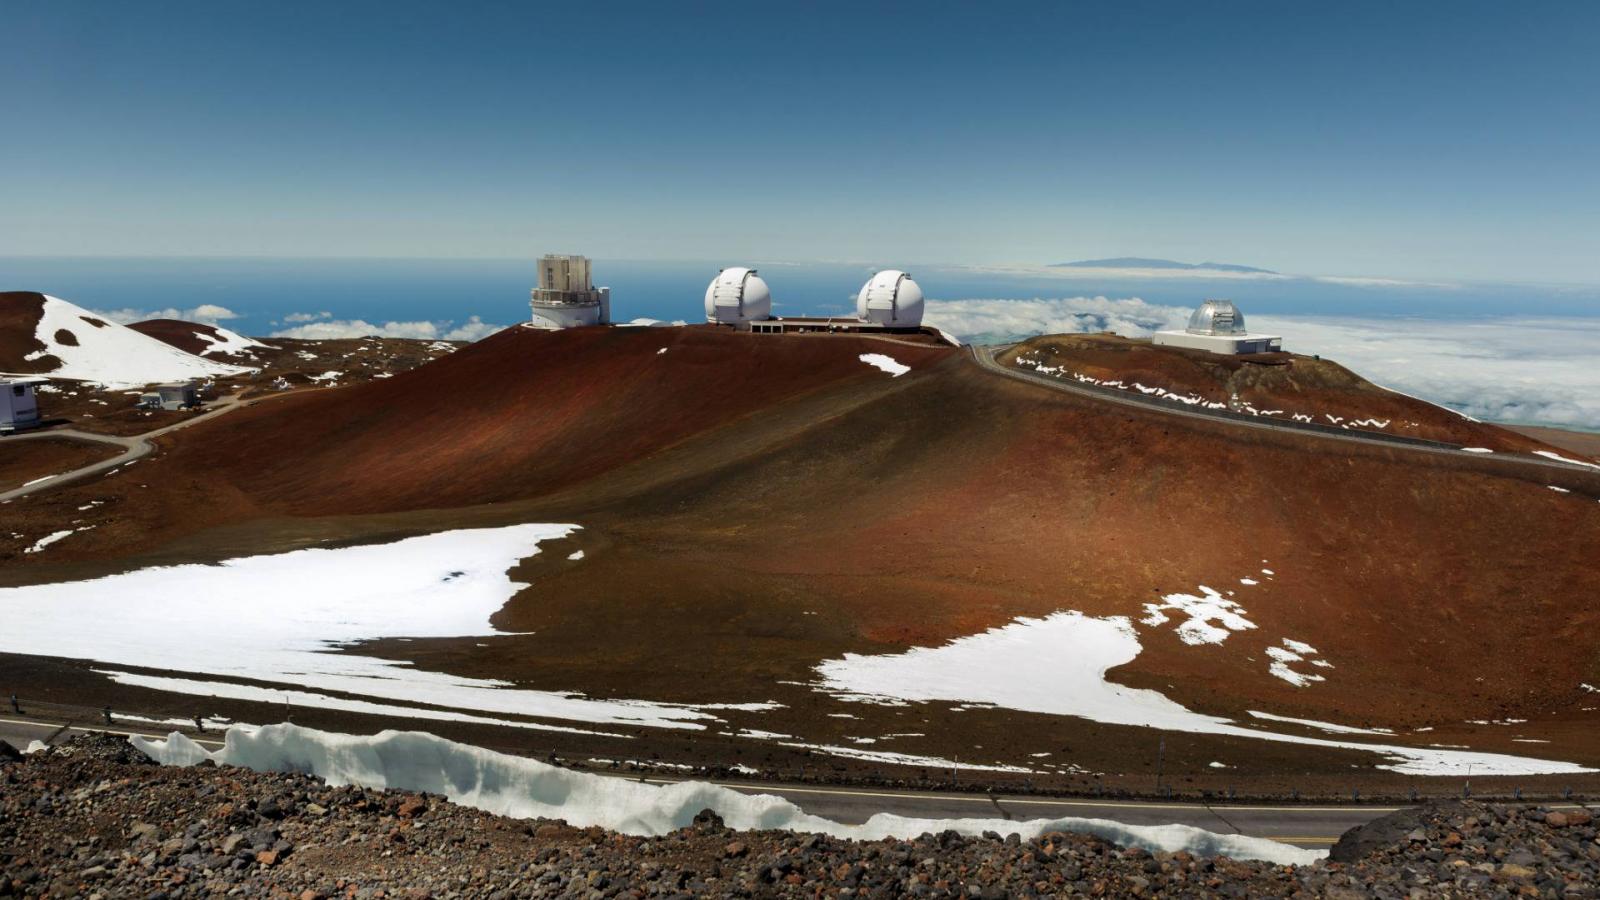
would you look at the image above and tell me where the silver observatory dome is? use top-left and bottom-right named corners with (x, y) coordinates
top-left (1186, 299), bottom-right (1247, 335)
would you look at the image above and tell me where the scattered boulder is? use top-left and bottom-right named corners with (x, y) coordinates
top-left (1329, 801), bottom-right (1467, 863)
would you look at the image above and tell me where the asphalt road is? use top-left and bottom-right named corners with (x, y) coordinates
top-left (967, 344), bottom-right (1600, 478)
top-left (0, 715), bottom-right (1379, 849)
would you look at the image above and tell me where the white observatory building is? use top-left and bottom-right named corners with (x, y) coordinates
top-left (530, 255), bottom-right (611, 329)
top-left (855, 270), bottom-right (925, 328)
top-left (1153, 299), bottom-right (1281, 355)
top-left (1, 376), bottom-right (45, 434)
top-left (704, 267), bottom-right (773, 327)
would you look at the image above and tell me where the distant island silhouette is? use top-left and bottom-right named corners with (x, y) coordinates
top-left (1052, 257), bottom-right (1277, 274)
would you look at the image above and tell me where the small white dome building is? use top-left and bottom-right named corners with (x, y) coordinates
top-left (1153, 299), bottom-right (1282, 355)
top-left (704, 267), bottom-right (773, 326)
top-left (855, 270), bottom-right (925, 327)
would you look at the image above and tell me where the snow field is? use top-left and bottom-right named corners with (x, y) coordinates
top-left (0, 524), bottom-right (720, 732)
top-left (131, 723), bottom-right (1324, 865)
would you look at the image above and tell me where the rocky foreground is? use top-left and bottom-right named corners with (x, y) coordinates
top-left (2, 735), bottom-right (1597, 898)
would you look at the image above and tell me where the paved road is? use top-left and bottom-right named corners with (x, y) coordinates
top-left (0, 715), bottom-right (1380, 850)
top-left (0, 392), bottom-right (266, 502)
top-left (967, 344), bottom-right (1600, 478)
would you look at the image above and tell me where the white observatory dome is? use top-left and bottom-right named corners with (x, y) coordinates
top-left (704, 267), bottom-right (773, 325)
top-left (855, 270), bottom-right (925, 327)
top-left (1186, 299), bottom-right (1247, 336)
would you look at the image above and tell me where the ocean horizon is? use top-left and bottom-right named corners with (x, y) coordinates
top-left (4, 255), bottom-right (1598, 430)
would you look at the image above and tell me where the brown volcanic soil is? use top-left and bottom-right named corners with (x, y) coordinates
top-left (147, 324), bottom-right (958, 515)
top-left (1505, 425), bottom-right (1600, 462)
top-left (0, 438), bottom-right (120, 492)
top-left (999, 333), bottom-right (1560, 453)
top-left (1, 326), bottom-right (1598, 793)
top-left (0, 291), bottom-right (55, 373)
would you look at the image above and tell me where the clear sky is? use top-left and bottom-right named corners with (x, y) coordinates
top-left (4, 1), bottom-right (1597, 282)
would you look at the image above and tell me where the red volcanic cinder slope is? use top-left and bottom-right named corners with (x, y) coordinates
top-left (169, 325), bottom-right (956, 514)
top-left (127, 319), bottom-right (242, 357)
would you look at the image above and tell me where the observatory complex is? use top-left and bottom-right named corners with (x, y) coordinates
top-left (706, 266), bottom-right (931, 336)
top-left (1153, 299), bottom-right (1282, 355)
top-left (530, 255), bottom-right (611, 329)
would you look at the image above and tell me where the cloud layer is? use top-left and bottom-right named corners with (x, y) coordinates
top-left (269, 314), bottom-right (504, 342)
top-left (926, 297), bottom-right (1600, 429)
top-left (92, 303), bottom-right (241, 325)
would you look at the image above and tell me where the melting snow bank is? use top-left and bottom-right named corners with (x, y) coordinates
top-left (132, 723), bottom-right (1322, 865)
top-left (0, 524), bottom-right (717, 732)
top-left (814, 612), bottom-right (1595, 776)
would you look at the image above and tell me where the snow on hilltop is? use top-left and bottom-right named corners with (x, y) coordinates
top-left (6, 293), bottom-right (251, 387)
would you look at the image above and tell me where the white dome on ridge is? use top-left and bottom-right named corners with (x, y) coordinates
top-left (855, 270), bottom-right (924, 327)
top-left (1186, 299), bottom-right (1248, 335)
top-left (704, 267), bottom-right (773, 325)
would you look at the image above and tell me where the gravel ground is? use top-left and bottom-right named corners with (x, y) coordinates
top-left (2, 734), bottom-right (1597, 898)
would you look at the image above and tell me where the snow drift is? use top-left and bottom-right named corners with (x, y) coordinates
top-left (133, 723), bottom-right (1324, 866)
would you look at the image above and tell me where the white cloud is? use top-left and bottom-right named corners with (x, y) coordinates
top-left (270, 319), bottom-right (440, 340)
top-left (959, 264), bottom-right (1290, 282)
top-left (91, 304), bottom-right (242, 325)
top-left (1253, 314), bottom-right (1600, 429)
top-left (280, 311), bottom-right (333, 323)
top-left (1310, 275), bottom-right (1462, 290)
top-left (926, 297), bottom-right (1600, 429)
top-left (441, 316), bottom-right (503, 341)
top-left (924, 296), bottom-right (1189, 345)
top-left (269, 316), bottom-right (506, 342)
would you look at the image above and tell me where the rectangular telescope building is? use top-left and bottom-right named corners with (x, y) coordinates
top-left (530, 255), bottom-right (611, 329)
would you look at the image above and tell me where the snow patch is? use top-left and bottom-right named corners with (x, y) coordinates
top-left (813, 612), bottom-right (1590, 775)
top-left (1141, 586), bottom-right (1256, 645)
top-left (1534, 450), bottom-right (1600, 470)
top-left (193, 324), bottom-right (271, 357)
top-left (1247, 711), bottom-right (1391, 736)
top-left (23, 530), bottom-right (76, 554)
top-left (858, 353), bottom-right (910, 377)
top-left (1266, 639), bottom-right (1327, 687)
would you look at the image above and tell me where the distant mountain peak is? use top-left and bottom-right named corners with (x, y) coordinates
top-left (1053, 257), bottom-right (1277, 275)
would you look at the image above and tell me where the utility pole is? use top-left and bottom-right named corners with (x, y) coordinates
top-left (1154, 738), bottom-right (1166, 794)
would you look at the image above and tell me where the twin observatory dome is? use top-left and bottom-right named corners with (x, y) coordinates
top-left (704, 266), bottom-right (926, 331)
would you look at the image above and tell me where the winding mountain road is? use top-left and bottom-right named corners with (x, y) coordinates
top-left (0, 393), bottom-right (253, 502)
top-left (967, 344), bottom-right (1600, 479)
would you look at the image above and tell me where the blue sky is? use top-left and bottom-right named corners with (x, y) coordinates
top-left (4, 1), bottom-right (1598, 282)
